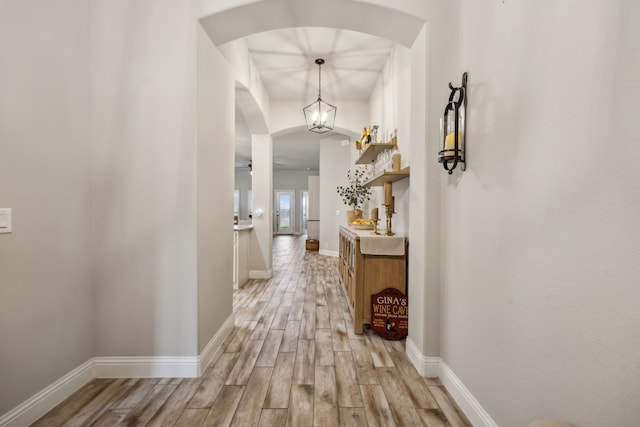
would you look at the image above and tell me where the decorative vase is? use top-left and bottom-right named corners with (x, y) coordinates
top-left (346, 209), bottom-right (363, 224)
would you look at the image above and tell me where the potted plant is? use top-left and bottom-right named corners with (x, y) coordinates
top-left (337, 168), bottom-right (372, 224)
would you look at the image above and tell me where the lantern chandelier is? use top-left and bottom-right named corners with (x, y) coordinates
top-left (303, 58), bottom-right (337, 134)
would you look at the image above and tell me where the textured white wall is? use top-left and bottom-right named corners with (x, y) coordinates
top-left (197, 25), bottom-right (235, 353)
top-left (442, 1), bottom-right (640, 426)
top-left (368, 44), bottom-right (412, 237)
top-left (0, 0), bottom-right (93, 414)
top-left (250, 135), bottom-right (273, 274)
top-left (91, 0), bottom-right (199, 357)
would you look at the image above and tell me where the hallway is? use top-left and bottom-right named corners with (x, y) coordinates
top-left (33, 235), bottom-right (470, 426)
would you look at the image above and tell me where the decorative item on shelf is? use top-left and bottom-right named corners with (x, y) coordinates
top-left (337, 168), bottom-right (372, 225)
top-left (391, 145), bottom-right (401, 172)
top-left (438, 72), bottom-right (467, 174)
top-left (360, 126), bottom-right (372, 150)
top-left (371, 125), bottom-right (379, 143)
top-left (303, 58), bottom-right (337, 134)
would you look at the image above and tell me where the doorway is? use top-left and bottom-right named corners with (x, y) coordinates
top-left (275, 190), bottom-right (295, 235)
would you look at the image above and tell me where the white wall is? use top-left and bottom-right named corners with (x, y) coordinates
top-left (407, 1), bottom-right (459, 364)
top-left (91, 0), bottom-right (200, 357)
top-left (441, 1), bottom-right (640, 426)
top-left (217, 39), bottom-right (270, 133)
top-left (0, 0), bottom-right (93, 414)
top-left (368, 44), bottom-right (412, 237)
top-left (319, 138), bottom-right (352, 254)
top-left (250, 135), bottom-right (273, 276)
top-left (197, 25), bottom-right (235, 353)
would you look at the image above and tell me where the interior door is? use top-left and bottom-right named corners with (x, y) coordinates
top-left (275, 190), bottom-right (295, 235)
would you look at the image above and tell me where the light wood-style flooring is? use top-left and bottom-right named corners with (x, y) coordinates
top-left (33, 235), bottom-right (471, 426)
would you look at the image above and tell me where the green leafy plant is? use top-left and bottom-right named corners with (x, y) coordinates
top-left (336, 168), bottom-right (372, 210)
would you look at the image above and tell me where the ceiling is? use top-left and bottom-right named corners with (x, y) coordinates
top-left (233, 27), bottom-right (395, 171)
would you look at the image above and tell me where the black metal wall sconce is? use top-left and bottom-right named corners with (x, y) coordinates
top-left (438, 72), bottom-right (467, 174)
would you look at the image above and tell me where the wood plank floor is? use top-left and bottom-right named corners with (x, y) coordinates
top-left (33, 235), bottom-right (472, 426)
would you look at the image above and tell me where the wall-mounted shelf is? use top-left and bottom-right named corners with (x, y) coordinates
top-left (355, 142), bottom-right (396, 164)
top-left (364, 167), bottom-right (410, 187)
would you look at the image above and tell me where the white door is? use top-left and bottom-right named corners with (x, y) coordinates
top-left (275, 190), bottom-right (295, 235)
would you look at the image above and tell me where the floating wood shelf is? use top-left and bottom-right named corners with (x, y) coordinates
top-left (364, 167), bottom-right (410, 187)
top-left (355, 142), bottom-right (396, 164)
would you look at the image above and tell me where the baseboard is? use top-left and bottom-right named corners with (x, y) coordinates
top-left (439, 360), bottom-right (498, 427)
top-left (318, 249), bottom-right (338, 257)
top-left (0, 359), bottom-right (94, 427)
top-left (405, 338), bottom-right (498, 427)
top-left (405, 337), bottom-right (440, 377)
top-left (197, 314), bottom-right (235, 375)
top-left (0, 316), bottom-right (235, 427)
top-left (249, 269), bottom-right (272, 279)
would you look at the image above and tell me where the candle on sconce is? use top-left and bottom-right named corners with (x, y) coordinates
top-left (371, 208), bottom-right (378, 221)
top-left (384, 182), bottom-right (393, 205)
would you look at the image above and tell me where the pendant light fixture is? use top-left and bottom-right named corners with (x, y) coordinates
top-left (303, 58), bottom-right (337, 134)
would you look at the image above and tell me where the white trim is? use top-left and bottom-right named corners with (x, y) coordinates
top-left (93, 356), bottom-right (199, 378)
top-left (249, 269), bottom-right (272, 279)
top-left (406, 336), bottom-right (440, 377)
top-left (0, 359), bottom-right (94, 427)
top-left (439, 359), bottom-right (499, 427)
top-left (197, 314), bottom-right (235, 375)
top-left (318, 249), bottom-right (339, 257)
top-left (405, 338), bottom-right (499, 427)
top-left (0, 316), bottom-right (236, 427)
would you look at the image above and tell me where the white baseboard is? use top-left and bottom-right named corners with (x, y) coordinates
top-left (406, 337), bottom-right (440, 377)
top-left (197, 314), bottom-right (235, 375)
top-left (405, 338), bottom-right (498, 427)
top-left (318, 249), bottom-right (338, 257)
top-left (93, 356), bottom-right (200, 378)
top-left (0, 359), bottom-right (94, 427)
top-left (249, 269), bottom-right (272, 279)
top-left (439, 359), bottom-right (498, 427)
top-left (0, 315), bottom-right (235, 427)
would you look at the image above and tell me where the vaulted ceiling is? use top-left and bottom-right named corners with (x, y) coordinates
top-left (233, 27), bottom-right (395, 171)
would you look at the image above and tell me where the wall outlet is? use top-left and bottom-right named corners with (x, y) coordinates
top-left (336, 210), bottom-right (340, 216)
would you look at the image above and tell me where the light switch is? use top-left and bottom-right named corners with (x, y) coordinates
top-left (0, 208), bottom-right (12, 234)
top-left (336, 210), bottom-right (340, 216)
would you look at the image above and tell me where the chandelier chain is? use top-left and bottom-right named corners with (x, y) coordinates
top-left (317, 60), bottom-right (322, 100)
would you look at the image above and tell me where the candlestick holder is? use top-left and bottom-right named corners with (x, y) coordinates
top-left (384, 203), bottom-right (395, 236)
top-left (371, 219), bottom-right (380, 235)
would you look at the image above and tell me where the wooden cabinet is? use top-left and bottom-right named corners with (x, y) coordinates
top-left (338, 226), bottom-right (407, 334)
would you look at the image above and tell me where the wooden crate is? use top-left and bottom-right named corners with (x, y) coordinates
top-left (306, 239), bottom-right (319, 251)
